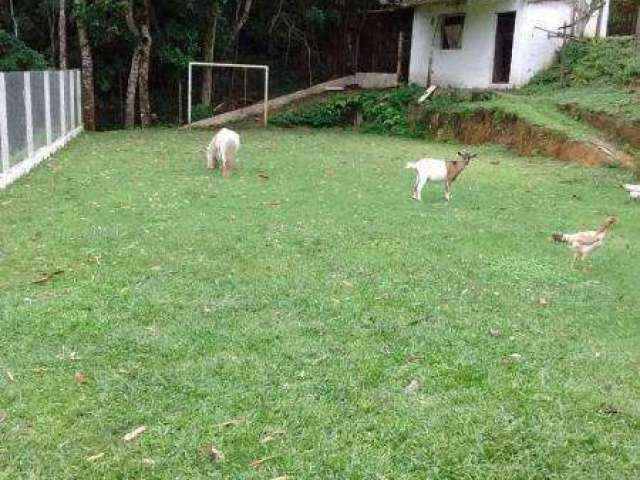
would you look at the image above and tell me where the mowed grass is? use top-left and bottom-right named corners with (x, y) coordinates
top-left (1, 127), bottom-right (640, 479)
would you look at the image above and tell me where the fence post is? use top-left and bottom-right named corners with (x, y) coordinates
top-left (24, 72), bottom-right (34, 159)
top-left (0, 73), bottom-right (9, 174)
top-left (264, 66), bottom-right (269, 127)
top-left (76, 70), bottom-right (82, 127)
top-left (69, 70), bottom-right (75, 130)
top-left (60, 70), bottom-right (66, 136)
top-left (44, 71), bottom-right (52, 145)
top-left (188, 63), bottom-right (192, 125)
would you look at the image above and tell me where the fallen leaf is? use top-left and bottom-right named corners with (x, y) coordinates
top-left (216, 417), bottom-right (245, 428)
top-left (199, 443), bottom-right (225, 462)
top-left (86, 452), bottom-right (104, 462)
top-left (489, 328), bottom-right (502, 337)
top-left (142, 458), bottom-right (155, 465)
top-left (263, 201), bottom-right (281, 208)
top-left (258, 172), bottom-right (270, 180)
top-left (501, 353), bottom-right (522, 366)
top-left (5, 370), bottom-right (14, 382)
top-left (33, 367), bottom-right (47, 375)
top-left (272, 476), bottom-right (289, 480)
top-left (404, 379), bottom-right (422, 394)
top-left (538, 298), bottom-right (548, 306)
top-left (32, 270), bottom-right (65, 285)
top-left (405, 354), bottom-right (424, 364)
top-left (123, 426), bottom-right (146, 442)
top-left (0, 412), bottom-right (7, 424)
top-left (74, 371), bottom-right (89, 384)
top-left (251, 456), bottom-right (276, 470)
top-left (260, 430), bottom-right (286, 444)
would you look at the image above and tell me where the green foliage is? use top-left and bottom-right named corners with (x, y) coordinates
top-left (191, 103), bottom-right (214, 122)
top-left (272, 85), bottom-right (423, 136)
top-left (0, 29), bottom-right (48, 71)
top-left (527, 37), bottom-right (640, 89)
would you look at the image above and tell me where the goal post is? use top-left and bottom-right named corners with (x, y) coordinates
top-left (188, 62), bottom-right (269, 126)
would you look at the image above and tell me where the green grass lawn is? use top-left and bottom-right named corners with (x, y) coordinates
top-left (1, 127), bottom-right (640, 479)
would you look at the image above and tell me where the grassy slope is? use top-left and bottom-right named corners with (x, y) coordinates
top-left (480, 86), bottom-right (640, 140)
top-left (1, 128), bottom-right (640, 479)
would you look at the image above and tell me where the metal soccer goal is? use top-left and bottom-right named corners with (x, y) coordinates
top-left (187, 62), bottom-right (269, 126)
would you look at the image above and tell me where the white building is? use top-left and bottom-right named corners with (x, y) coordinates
top-left (393, 0), bottom-right (610, 89)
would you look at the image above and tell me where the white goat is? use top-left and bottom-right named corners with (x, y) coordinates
top-left (405, 151), bottom-right (478, 202)
top-left (207, 128), bottom-right (240, 177)
top-left (623, 184), bottom-right (640, 200)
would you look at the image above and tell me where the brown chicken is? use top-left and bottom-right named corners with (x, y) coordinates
top-left (552, 216), bottom-right (617, 267)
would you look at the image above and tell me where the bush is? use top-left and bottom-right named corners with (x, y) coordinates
top-left (271, 84), bottom-right (424, 136)
top-left (0, 30), bottom-right (48, 71)
top-left (527, 37), bottom-right (640, 89)
top-left (191, 103), bottom-right (213, 123)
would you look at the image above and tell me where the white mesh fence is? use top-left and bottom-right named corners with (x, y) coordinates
top-left (0, 70), bottom-right (82, 189)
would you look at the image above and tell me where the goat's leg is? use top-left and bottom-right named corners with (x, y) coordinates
top-left (411, 174), bottom-right (420, 200)
top-left (414, 175), bottom-right (428, 201)
top-left (444, 182), bottom-right (451, 202)
top-left (206, 148), bottom-right (217, 170)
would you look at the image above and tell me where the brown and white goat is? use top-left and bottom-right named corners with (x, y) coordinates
top-left (405, 151), bottom-right (478, 201)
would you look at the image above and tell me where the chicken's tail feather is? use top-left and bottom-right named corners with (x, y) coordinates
top-left (552, 233), bottom-right (566, 243)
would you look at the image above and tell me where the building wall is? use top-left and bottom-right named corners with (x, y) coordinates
top-left (408, 0), bottom-right (610, 89)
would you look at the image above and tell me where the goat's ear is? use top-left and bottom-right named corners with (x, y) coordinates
top-left (470, 153), bottom-right (478, 159)
top-left (457, 151), bottom-right (464, 157)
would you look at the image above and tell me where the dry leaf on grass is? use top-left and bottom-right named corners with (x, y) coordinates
top-left (123, 426), bottom-right (146, 442)
top-left (272, 476), bottom-right (289, 480)
top-left (0, 412), bottom-right (7, 424)
top-left (74, 371), bottom-right (89, 384)
top-left (198, 443), bottom-right (225, 462)
top-left (142, 458), bottom-right (155, 465)
top-left (86, 452), bottom-right (105, 462)
top-left (5, 370), bottom-right (15, 382)
top-left (404, 379), bottom-right (422, 394)
top-left (260, 430), bottom-right (286, 444)
top-left (258, 172), bottom-right (270, 180)
top-left (489, 328), bottom-right (502, 337)
top-left (32, 270), bottom-right (65, 285)
top-left (215, 417), bottom-right (245, 429)
top-left (251, 456), bottom-right (276, 470)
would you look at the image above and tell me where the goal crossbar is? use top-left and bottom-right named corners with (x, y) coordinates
top-left (188, 62), bottom-right (270, 126)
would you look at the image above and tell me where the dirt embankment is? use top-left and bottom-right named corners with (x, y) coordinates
top-left (415, 108), bottom-right (636, 170)
top-left (560, 103), bottom-right (640, 150)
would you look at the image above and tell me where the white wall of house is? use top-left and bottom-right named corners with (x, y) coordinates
top-left (408, 0), bottom-right (610, 89)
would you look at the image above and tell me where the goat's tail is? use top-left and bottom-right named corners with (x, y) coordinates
top-left (405, 161), bottom-right (418, 170)
top-left (552, 233), bottom-right (566, 243)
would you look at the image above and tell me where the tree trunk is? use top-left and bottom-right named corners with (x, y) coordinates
top-left (125, 45), bottom-right (142, 128)
top-left (9, 0), bottom-right (18, 38)
top-left (636, 6), bottom-right (640, 38)
top-left (124, 0), bottom-right (152, 128)
top-left (138, 21), bottom-right (152, 127)
top-left (59, 0), bottom-right (67, 69)
top-left (75, 0), bottom-right (96, 130)
top-left (201, 10), bottom-right (219, 106)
